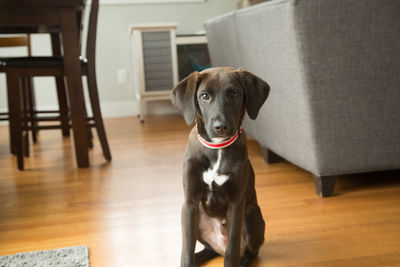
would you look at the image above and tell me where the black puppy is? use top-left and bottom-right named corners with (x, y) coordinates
top-left (171, 67), bottom-right (270, 267)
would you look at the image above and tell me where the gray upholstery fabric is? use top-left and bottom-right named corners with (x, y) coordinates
top-left (205, 11), bottom-right (243, 69)
top-left (204, 0), bottom-right (400, 176)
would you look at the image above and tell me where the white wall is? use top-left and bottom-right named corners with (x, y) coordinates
top-left (0, 0), bottom-right (236, 118)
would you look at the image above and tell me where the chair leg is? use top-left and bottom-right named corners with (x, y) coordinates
top-left (87, 117), bottom-right (94, 149)
top-left (22, 77), bottom-right (30, 158)
top-left (26, 77), bottom-right (38, 143)
top-left (312, 175), bottom-right (337, 197)
top-left (55, 76), bottom-right (70, 137)
top-left (84, 96), bottom-right (94, 149)
top-left (7, 81), bottom-right (16, 156)
top-left (51, 32), bottom-right (71, 138)
top-left (7, 71), bottom-right (24, 170)
top-left (86, 71), bottom-right (111, 161)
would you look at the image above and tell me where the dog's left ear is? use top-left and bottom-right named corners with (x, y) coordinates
top-left (236, 69), bottom-right (270, 120)
top-left (170, 71), bottom-right (200, 125)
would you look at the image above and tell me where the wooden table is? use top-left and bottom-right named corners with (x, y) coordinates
top-left (0, 0), bottom-right (89, 167)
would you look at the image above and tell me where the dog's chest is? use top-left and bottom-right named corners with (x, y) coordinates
top-left (202, 149), bottom-right (230, 188)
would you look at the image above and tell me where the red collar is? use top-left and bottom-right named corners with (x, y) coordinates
top-left (198, 128), bottom-right (243, 149)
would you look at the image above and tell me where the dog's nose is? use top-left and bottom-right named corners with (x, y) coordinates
top-left (213, 120), bottom-right (228, 135)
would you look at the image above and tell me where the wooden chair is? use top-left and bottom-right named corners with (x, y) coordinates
top-left (0, 35), bottom-right (37, 150)
top-left (2, 0), bottom-right (111, 170)
top-left (0, 35), bottom-right (71, 154)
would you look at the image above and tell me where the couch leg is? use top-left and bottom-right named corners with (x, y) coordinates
top-left (261, 147), bottom-right (283, 164)
top-left (312, 175), bottom-right (337, 197)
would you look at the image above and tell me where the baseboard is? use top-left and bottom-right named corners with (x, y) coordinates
top-left (100, 100), bottom-right (138, 118)
top-left (102, 100), bottom-right (177, 117)
top-left (0, 100), bottom-right (178, 125)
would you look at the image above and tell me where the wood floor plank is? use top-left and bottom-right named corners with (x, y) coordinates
top-left (0, 115), bottom-right (399, 266)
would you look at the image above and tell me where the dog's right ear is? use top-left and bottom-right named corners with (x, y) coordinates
top-left (170, 71), bottom-right (200, 125)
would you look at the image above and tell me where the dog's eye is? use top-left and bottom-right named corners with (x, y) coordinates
top-left (201, 92), bottom-right (210, 100)
top-left (229, 91), bottom-right (239, 99)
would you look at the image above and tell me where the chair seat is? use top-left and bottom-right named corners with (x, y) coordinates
top-left (0, 56), bottom-right (88, 68)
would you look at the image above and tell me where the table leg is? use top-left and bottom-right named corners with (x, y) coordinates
top-left (7, 71), bottom-right (24, 170)
top-left (60, 8), bottom-right (89, 168)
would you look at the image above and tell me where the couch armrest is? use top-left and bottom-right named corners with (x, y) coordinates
top-left (205, 0), bottom-right (318, 173)
top-left (293, 0), bottom-right (400, 174)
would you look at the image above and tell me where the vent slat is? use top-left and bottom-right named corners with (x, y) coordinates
top-left (142, 31), bottom-right (173, 92)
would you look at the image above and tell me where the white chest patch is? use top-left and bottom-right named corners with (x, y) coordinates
top-left (202, 149), bottom-right (230, 188)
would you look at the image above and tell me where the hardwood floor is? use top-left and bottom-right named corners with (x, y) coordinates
top-left (0, 115), bottom-right (399, 266)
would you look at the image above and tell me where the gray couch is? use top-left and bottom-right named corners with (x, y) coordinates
top-left (204, 0), bottom-right (400, 196)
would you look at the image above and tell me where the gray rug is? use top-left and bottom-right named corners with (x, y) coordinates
top-left (0, 246), bottom-right (89, 267)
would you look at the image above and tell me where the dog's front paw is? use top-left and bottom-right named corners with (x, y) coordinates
top-left (239, 250), bottom-right (257, 267)
top-left (240, 258), bottom-right (252, 267)
top-left (224, 259), bottom-right (240, 267)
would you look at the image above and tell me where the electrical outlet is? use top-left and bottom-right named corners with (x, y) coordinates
top-left (117, 69), bottom-right (128, 84)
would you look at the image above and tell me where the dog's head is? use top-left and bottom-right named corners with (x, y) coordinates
top-left (171, 67), bottom-right (270, 140)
